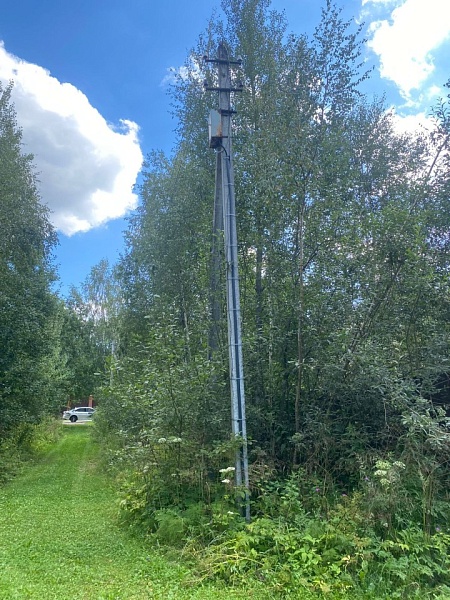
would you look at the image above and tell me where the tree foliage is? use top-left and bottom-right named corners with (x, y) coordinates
top-left (95, 6), bottom-right (450, 582)
top-left (0, 83), bottom-right (64, 433)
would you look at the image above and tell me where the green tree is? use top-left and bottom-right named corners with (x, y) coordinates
top-left (0, 83), bottom-right (60, 433)
top-left (65, 258), bottom-right (123, 395)
top-left (106, 0), bottom-right (450, 502)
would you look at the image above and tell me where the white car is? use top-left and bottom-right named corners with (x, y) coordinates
top-left (63, 407), bottom-right (95, 423)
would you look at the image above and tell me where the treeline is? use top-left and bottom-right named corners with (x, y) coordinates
top-left (0, 82), bottom-right (104, 476)
top-left (97, 0), bottom-right (450, 500)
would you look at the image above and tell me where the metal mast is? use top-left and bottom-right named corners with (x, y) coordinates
top-left (205, 42), bottom-right (250, 521)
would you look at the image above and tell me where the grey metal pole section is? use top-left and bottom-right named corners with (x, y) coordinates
top-left (208, 152), bottom-right (223, 356)
top-left (205, 43), bottom-right (250, 521)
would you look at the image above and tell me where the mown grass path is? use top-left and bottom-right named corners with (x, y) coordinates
top-left (0, 427), bottom-right (272, 600)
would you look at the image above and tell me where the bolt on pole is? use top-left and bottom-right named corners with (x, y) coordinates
top-left (205, 42), bottom-right (250, 521)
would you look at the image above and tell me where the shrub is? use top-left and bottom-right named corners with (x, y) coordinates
top-left (196, 473), bottom-right (450, 598)
top-left (0, 417), bottom-right (62, 484)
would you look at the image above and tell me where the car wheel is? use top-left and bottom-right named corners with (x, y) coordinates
top-left (69, 415), bottom-right (78, 423)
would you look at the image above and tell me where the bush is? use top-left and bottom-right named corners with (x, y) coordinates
top-left (198, 516), bottom-right (450, 598)
top-left (0, 417), bottom-right (62, 484)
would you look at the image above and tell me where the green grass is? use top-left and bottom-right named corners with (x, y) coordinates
top-left (0, 427), bottom-right (277, 599)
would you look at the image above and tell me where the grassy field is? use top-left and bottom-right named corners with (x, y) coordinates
top-left (0, 426), bottom-right (277, 600)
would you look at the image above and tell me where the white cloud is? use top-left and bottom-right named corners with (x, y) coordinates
top-left (161, 66), bottom-right (191, 86)
top-left (161, 56), bottom-right (203, 87)
top-left (364, 0), bottom-right (450, 99)
top-left (362, 0), bottom-right (398, 5)
top-left (391, 110), bottom-right (434, 135)
top-left (0, 42), bottom-right (143, 235)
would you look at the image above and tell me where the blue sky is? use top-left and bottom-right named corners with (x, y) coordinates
top-left (0, 0), bottom-right (449, 296)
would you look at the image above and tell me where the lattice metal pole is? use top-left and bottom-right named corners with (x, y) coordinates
top-left (205, 42), bottom-right (250, 521)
